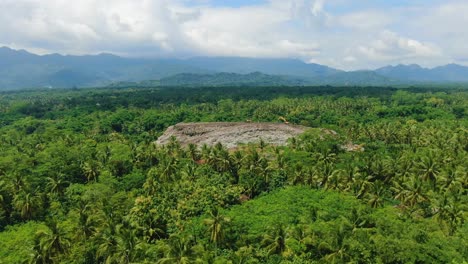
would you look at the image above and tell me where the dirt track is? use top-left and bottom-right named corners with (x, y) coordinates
top-left (156, 122), bottom-right (308, 148)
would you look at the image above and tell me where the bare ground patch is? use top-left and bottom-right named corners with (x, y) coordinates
top-left (156, 122), bottom-right (308, 149)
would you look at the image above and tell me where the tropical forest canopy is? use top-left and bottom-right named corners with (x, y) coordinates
top-left (0, 85), bottom-right (467, 263)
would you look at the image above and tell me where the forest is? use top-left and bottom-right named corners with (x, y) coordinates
top-left (0, 85), bottom-right (466, 263)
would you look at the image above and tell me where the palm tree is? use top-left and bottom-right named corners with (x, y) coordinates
top-left (200, 144), bottom-right (211, 161)
top-left (393, 177), bottom-right (428, 208)
top-left (29, 235), bottom-right (51, 264)
top-left (233, 246), bottom-right (256, 264)
top-left (13, 189), bottom-right (42, 220)
top-left (156, 235), bottom-right (202, 264)
top-left (289, 163), bottom-right (305, 186)
top-left (394, 153), bottom-right (414, 182)
top-left (261, 224), bottom-right (291, 257)
top-left (417, 153), bottom-right (440, 190)
top-left (0, 179), bottom-right (9, 213)
top-left (432, 194), bottom-right (465, 235)
top-left (96, 222), bottom-right (119, 264)
top-left (36, 221), bottom-right (70, 263)
top-left (319, 220), bottom-right (352, 263)
top-left (326, 168), bottom-right (345, 191)
top-left (208, 144), bottom-right (231, 173)
top-left (304, 166), bottom-right (319, 189)
top-left (317, 162), bottom-right (340, 189)
top-left (45, 173), bottom-right (68, 199)
top-left (229, 150), bottom-right (244, 184)
top-left (366, 181), bottom-right (388, 208)
top-left (181, 161), bottom-right (198, 181)
top-left (274, 147), bottom-right (288, 171)
top-left (128, 196), bottom-right (167, 242)
top-left (342, 164), bottom-right (361, 189)
top-left (438, 166), bottom-right (465, 194)
top-left (203, 208), bottom-right (230, 254)
top-left (186, 143), bottom-right (200, 161)
top-left (160, 156), bottom-right (178, 182)
top-left (167, 136), bottom-right (182, 155)
top-left (73, 199), bottom-right (102, 239)
top-left (259, 138), bottom-right (268, 151)
top-left (81, 161), bottom-right (100, 183)
top-left (7, 172), bottom-right (27, 195)
top-left (144, 169), bottom-right (161, 196)
top-left (97, 145), bottom-right (111, 164)
top-left (113, 224), bottom-right (140, 264)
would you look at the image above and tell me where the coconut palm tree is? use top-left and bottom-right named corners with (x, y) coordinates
top-left (157, 156), bottom-right (178, 183)
top-left (112, 224), bottom-right (141, 264)
top-left (319, 220), bottom-right (352, 263)
top-left (393, 177), bottom-right (428, 208)
top-left (45, 173), bottom-right (68, 199)
top-left (156, 235), bottom-right (202, 264)
top-left (366, 181), bottom-right (389, 208)
top-left (96, 223), bottom-right (119, 264)
top-left (417, 152), bottom-right (440, 190)
top-left (261, 224), bottom-right (290, 257)
top-left (7, 172), bottom-right (27, 195)
top-left (186, 143), bottom-right (200, 161)
top-left (203, 208), bottom-right (230, 254)
top-left (438, 166), bottom-right (465, 194)
top-left (36, 220), bottom-right (70, 263)
top-left (81, 161), bottom-right (100, 183)
top-left (73, 199), bottom-right (102, 240)
top-left (432, 194), bottom-right (465, 235)
top-left (13, 189), bottom-right (42, 220)
top-left (29, 235), bottom-right (51, 264)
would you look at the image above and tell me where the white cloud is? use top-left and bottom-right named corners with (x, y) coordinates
top-left (337, 10), bottom-right (392, 30)
top-left (406, 1), bottom-right (468, 62)
top-left (349, 30), bottom-right (444, 69)
top-left (0, 0), bottom-right (466, 69)
top-left (358, 30), bottom-right (440, 60)
top-left (344, 56), bottom-right (356, 62)
top-left (288, 0), bottom-right (331, 28)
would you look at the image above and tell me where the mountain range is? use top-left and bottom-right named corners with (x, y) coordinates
top-left (1, 46), bottom-right (468, 90)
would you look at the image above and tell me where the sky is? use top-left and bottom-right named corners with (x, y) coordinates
top-left (0, 0), bottom-right (467, 70)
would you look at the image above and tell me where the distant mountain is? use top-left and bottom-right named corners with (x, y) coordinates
top-left (0, 47), bottom-right (339, 90)
top-left (310, 71), bottom-right (400, 86)
top-left (1, 46), bottom-right (468, 90)
top-left (109, 72), bottom-right (309, 87)
top-left (0, 47), bottom-right (209, 89)
top-left (180, 57), bottom-right (341, 78)
top-left (159, 72), bottom-right (310, 86)
top-left (109, 71), bottom-right (400, 88)
top-left (376, 63), bottom-right (468, 82)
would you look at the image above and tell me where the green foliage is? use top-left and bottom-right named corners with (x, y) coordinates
top-left (0, 222), bottom-right (48, 263)
top-left (0, 86), bottom-right (466, 263)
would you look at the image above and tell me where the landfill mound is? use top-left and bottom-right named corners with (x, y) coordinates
top-left (156, 122), bottom-right (308, 149)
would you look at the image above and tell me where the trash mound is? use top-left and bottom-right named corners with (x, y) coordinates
top-left (156, 122), bottom-right (308, 149)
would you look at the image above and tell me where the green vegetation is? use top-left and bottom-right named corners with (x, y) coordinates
top-left (0, 86), bottom-right (466, 263)
top-left (109, 72), bottom-right (309, 88)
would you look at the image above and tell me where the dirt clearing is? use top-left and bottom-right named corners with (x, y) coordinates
top-left (156, 122), bottom-right (308, 149)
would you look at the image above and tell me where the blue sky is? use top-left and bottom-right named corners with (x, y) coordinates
top-left (1, 0), bottom-right (467, 70)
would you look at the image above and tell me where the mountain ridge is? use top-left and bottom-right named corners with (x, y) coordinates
top-left (1, 46), bottom-right (468, 90)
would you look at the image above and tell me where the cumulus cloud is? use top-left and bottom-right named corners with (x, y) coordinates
top-left (0, 0), bottom-right (466, 69)
top-left (289, 0), bottom-right (330, 28)
top-left (406, 1), bottom-right (468, 61)
top-left (358, 31), bottom-right (440, 61)
top-left (337, 10), bottom-right (392, 30)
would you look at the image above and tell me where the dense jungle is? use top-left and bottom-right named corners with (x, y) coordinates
top-left (0, 86), bottom-right (466, 263)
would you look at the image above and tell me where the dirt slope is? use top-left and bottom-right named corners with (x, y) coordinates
top-left (156, 122), bottom-right (308, 148)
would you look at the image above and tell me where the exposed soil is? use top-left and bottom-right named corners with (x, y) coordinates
top-left (156, 122), bottom-right (308, 149)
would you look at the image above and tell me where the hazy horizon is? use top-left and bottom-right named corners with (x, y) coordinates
top-left (3, 45), bottom-right (466, 72)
